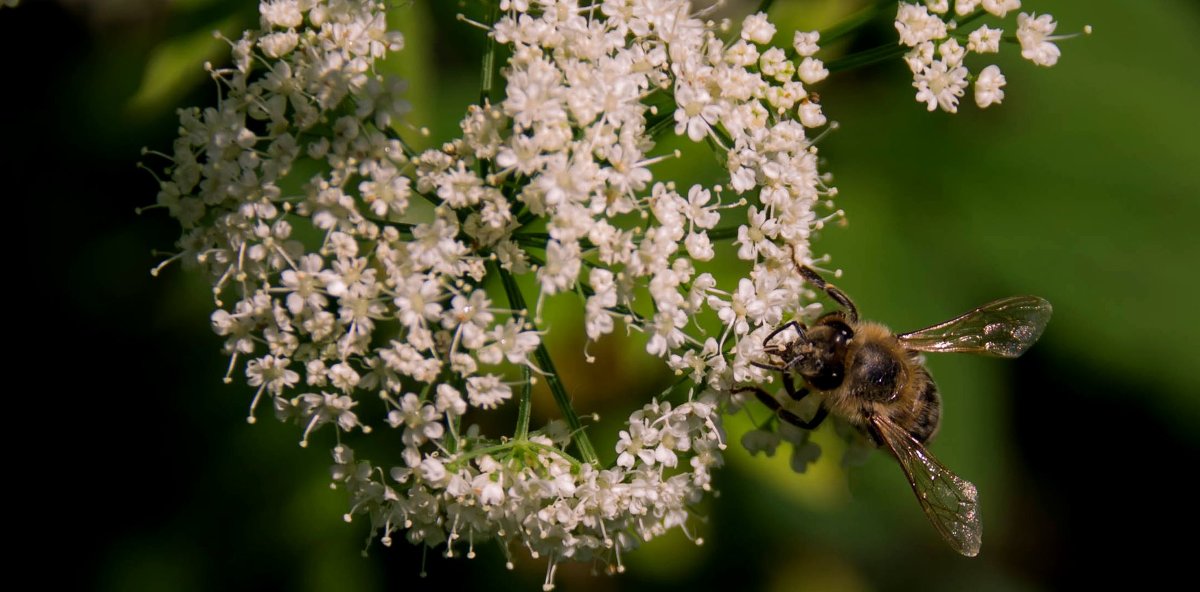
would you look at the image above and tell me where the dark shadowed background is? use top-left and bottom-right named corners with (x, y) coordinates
top-left (10, 0), bottom-right (1198, 590)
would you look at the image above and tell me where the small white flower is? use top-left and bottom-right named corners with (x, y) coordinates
top-left (684, 231), bottom-right (714, 262)
top-left (418, 457), bottom-right (448, 486)
top-left (617, 417), bottom-right (661, 468)
top-left (477, 317), bottom-right (540, 366)
top-left (759, 47), bottom-right (795, 83)
top-left (246, 355), bottom-right (300, 395)
top-left (982, 0), bottom-right (1021, 19)
top-left (328, 362), bottom-right (361, 392)
top-left (260, 0), bottom-right (302, 28)
top-left (792, 31), bottom-right (821, 57)
top-left (798, 57), bottom-right (829, 85)
top-left (259, 31), bottom-right (299, 58)
top-left (297, 392), bottom-right (361, 436)
top-left (435, 384), bottom-right (467, 417)
top-left (735, 206), bottom-right (779, 261)
top-left (388, 393), bottom-right (444, 446)
top-left (472, 471), bottom-right (505, 506)
top-left (280, 254), bottom-right (327, 315)
top-left (938, 38), bottom-right (965, 67)
top-left (912, 59), bottom-right (969, 113)
top-left (974, 65), bottom-right (1007, 108)
top-left (925, 0), bottom-right (949, 14)
top-left (967, 25), bottom-right (1003, 54)
top-left (673, 83), bottom-right (720, 142)
top-left (740, 12), bottom-right (776, 44)
top-left (955, 0), bottom-right (981, 16)
top-left (466, 374), bottom-right (512, 409)
top-left (442, 289), bottom-right (494, 350)
top-left (895, 3), bottom-right (948, 47)
top-left (798, 101), bottom-right (826, 128)
top-left (537, 240), bottom-right (582, 295)
top-left (1017, 12), bottom-right (1062, 67)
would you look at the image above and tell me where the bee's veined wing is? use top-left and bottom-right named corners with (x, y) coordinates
top-left (869, 415), bottom-right (982, 557)
top-left (897, 296), bottom-right (1052, 358)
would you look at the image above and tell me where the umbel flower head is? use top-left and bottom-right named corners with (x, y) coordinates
top-left (146, 0), bottom-right (1086, 587)
top-left (150, 0), bottom-right (838, 584)
top-left (895, 0), bottom-right (1090, 112)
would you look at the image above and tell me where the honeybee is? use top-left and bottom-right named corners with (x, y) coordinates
top-left (735, 259), bottom-right (1051, 556)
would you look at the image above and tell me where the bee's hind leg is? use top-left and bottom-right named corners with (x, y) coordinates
top-left (780, 371), bottom-right (810, 401)
top-left (733, 385), bottom-right (829, 430)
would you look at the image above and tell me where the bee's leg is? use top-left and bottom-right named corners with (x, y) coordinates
top-left (781, 405), bottom-right (828, 430)
top-left (734, 386), bottom-right (829, 430)
top-left (780, 371), bottom-right (810, 401)
top-left (763, 320), bottom-right (806, 348)
top-left (796, 264), bottom-right (859, 323)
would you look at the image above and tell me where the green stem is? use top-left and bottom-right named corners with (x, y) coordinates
top-left (957, 9), bottom-right (987, 28)
top-left (826, 42), bottom-right (908, 73)
top-left (823, 8), bottom-right (989, 74)
top-left (494, 264), bottom-right (600, 465)
top-left (756, 0), bottom-right (776, 15)
top-left (533, 342), bottom-right (600, 465)
top-left (447, 438), bottom-right (582, 471)
top-left (513, 231), bottom-right (552, 245)
top-left (646, 107), bottom-right (676, 139)
top-left (818, 0), bottom-right (897, 45)
top-left (708, 225), bottom-right (741, 241)
top-left (359, 216), bottom-right (417, 234)
top-left (477, 1), bottom-right (499, 180)
top-left (479, 1), bottom-right (499, 106)
top-left (516, 365), bottom-right (532, 440)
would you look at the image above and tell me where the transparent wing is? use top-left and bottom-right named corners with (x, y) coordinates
top-left (869, 415), bottom-right (982, 557)
top-left (898, 296), bottom-right (1052, 358)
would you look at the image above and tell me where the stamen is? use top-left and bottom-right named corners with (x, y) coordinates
top-left (246, 384), bottom-right (266, 424)
top-left (542, 554), bottom-right (558, 591)
top-left (813, 209), bottom-right (845, 230)
top-left (299, 412), bottom-right (320, 448)
top-left (149, 252), bottom-right (185, 277)
top-left (809, 120), bottom-right (841, 144)
top-left (456, 13), bottom-right (492, 32)
top-left (223, 352), bottom-right (240, 385)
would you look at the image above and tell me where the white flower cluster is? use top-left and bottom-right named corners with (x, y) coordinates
top-left (450, 1), bottom-right (839, 390)
top-left (336, 397), bottom-right (723, 586)
top-left (895, 1), bottom-right (1087, 112)
top-left (151, 0), bottom-right (840, 583)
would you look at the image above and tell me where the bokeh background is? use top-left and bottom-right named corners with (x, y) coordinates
top-left (12, 0), bottom-right (1198, 590)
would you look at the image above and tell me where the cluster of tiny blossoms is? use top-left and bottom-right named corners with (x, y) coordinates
top-left (151, 0), bottom-right (841, 584)
top-left (895, 1), bottom-right (1088, 112)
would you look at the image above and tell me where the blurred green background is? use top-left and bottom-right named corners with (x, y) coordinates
top-left (13, 0), bottom-right (1198, 590)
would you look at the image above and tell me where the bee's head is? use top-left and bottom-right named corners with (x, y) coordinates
top-left (790, 316), bottom-right (853, 391)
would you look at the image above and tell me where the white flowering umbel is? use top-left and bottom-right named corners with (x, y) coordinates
top-left (895, 1), bottom-right (1090, 112)
top-left (149, 0), bottom-right (842, 584)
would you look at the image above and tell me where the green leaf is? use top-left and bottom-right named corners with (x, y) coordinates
top-left (126, 15), bottom-right (241, 116)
